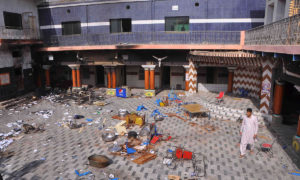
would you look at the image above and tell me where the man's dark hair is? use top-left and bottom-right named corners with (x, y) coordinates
top-left (247, 108), bottom-right (252, 113)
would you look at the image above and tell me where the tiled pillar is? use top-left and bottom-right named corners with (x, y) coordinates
top-left (183, 65), bottom-right (189, 91)
top-left (112, 67), bottom-right (116, 88)
top-left (150, 66), bottom-right (155, 90)
top-left (106, 68), bottom-right (111, 88)
top-left (227, 67), bottom-right (236, 93)
top-left (76, 66), bottom-right (81, 88)
top-left (68, 65), bottom-right (80, 88)
top-left (273, 80), bottom-right (285, 115)
top-left (42, 65), bottom-right (51, 88)
top-left (144, 68), bottom-right (149, 90)
top-left (72, 69), bottom-right (77, 88)
top-left (142, 65), bottom-right (156, 90)
top-left (188, 60), bottom-right (197, 94)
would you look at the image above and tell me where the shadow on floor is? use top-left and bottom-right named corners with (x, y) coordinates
top-left (4, 160), bottom-right (45, 180)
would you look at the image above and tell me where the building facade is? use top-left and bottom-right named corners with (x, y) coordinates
top-left (36, 0), bottom-right (265, 97)
top-left (0, 0), bottom-right (40, 100)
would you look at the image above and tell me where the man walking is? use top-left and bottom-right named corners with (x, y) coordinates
top-left (240, 108), bottom-right (258, 158)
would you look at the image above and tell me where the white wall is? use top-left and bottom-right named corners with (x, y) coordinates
top-left (22, 46), bottom-right (32, 69)
top-left (0, 45), bottom-right (33, 69)
top-left (0, 0), bottom-right (39, 26)
top-left (170, 66), bottom-right (185, 90)
top-left (126, 66), bottom-right (160, 89)
top-left (265, 0), bottom-right (291, 24)
top-left (0, 46), bottom-right (14, 68)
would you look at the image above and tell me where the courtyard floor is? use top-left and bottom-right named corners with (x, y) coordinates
top-left (0, 89), bottom-right (299, 180)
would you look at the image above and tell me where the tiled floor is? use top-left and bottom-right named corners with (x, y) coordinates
top-left (0, 90), bottom-right (298, 180)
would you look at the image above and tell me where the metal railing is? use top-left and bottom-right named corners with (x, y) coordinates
top-left (0, 26), bottom-right (39, 40)
top-left (44, 31), bottom-right (241, 46)
top-left (245, 14), bottom-right (300, 45)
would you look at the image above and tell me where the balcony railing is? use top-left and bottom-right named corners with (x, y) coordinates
top-left (0, 26), bottom-right (39, 40)
top-left (44, 31), bottom-right (241, 46)
top-left (245, 14), bottom-right (300, 45)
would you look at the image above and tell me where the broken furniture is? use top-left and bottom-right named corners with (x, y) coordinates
top-left (216, 91), bottom-right (225, 104)
top-left (256, 138), bottom-right (276, 158)
top-left (125, 113), bottom-right (145, 127)
top-left (181, 104), bottom-right (210, 120)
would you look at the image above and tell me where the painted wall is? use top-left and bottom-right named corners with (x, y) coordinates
top-left (232, 67), bottom-right (262, 99)
top-left (81, 66), bottom-right (96, 86)
top-left (38, 0), bottom-right (265, 40)
top-left (0, 0), bottom-right (40, 39)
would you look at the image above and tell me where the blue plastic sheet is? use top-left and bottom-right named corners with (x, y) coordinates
top-left (75, 170), bottom-right (91, 177)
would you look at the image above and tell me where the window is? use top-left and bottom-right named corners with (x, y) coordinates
top-left (62, 21), bottom-right (81, 35)
top-left (110, 19), bottom-right (132, 33)
top-left (165, 16), bottom-right (189, 32)
top-left (3, 12), bottom-right (22, 29)
top-left (138, 67), bottom-right (144, 80)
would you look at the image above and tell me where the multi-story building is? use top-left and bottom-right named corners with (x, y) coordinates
top-left (36, 0), bottom-right (265, 97)
top-left (265, 0), bottom-right (300, 24)
top-left (0, 0), bottom-right (40, 100)
top-left (244, 0), bottom-right (300, 155)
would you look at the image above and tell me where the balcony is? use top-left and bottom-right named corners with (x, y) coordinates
top-left (245, 14), bottom-right (300, 45)
top-left (44, 31), bottom-right (241, 47)
top-left (0, 26), bottom-right (39, 40)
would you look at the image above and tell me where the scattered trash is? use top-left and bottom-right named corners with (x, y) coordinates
top-left (88, 155), bottom-right (112, 168)
top-left (86, 118), bottom-right (93, 122)
top-left (102, 128), bottom-right (117, 142)
top-left (23, 124), bottom-right (45, 134)
top-left (75, 170), bottom-right (92, 177)
top-left (74, 115), bottom-right (84, 119)
top-left (136, 105), bottom-right (147, 111)
top-left (132, 153), bottom-right (157, 164)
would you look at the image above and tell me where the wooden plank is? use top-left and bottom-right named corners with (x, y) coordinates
top-left (132, 153), bottom-right (157, 164)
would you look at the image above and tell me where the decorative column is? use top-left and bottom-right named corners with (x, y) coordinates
top-left (104, 66), bottom-right (116, 96)
top-left (188, 60), bottom-right (197, 94)
top-left (72, 69), bottom-right (77, 88)
top-left (68, 65), bottom-right (80, 89)
top-left (142, 65), bottom-right (156, 97)
top-left (183, 65), bottom-right (189, 91)
top-left (144, 68), bottom-right (149, 90)
top-left (106, 68), bottom-right (111, 88)
top-left (260, 58), bottom-right (274, 114)
top-left (76, 66), bottom-right (81, 88)
top-left (111, 67), bottom-right (116, 89)
top-left (150, 66), bottom-right (155, 90)
top-left (227, 67), bottom-right (236, 93)
top-left (43, 65), bottom-right (51, 89)
top-left (273, 80), bottom-right (285, 115)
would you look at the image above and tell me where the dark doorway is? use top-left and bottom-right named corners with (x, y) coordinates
top-left (206, 67), bottom-right (214, 83)
top-left (282, 82), bottom-right (300, 125)
top-left (14, 67), bottom-right (24, 91)
top-left (162, 66), bottom-right (170, 89)
top-left (96, 66), bottom-right (105, 86)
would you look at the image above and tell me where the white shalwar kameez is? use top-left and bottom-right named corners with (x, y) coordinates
top-left (240, 115), bottom-right (258, 156)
